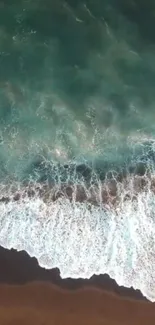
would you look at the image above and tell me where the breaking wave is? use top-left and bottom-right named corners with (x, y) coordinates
top-left (0, 143), bottom-right (155, 302)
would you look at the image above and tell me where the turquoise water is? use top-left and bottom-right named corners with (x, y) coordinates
top-left (0, 0), bottom-right (155, 182)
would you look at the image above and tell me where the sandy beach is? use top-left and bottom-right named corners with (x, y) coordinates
top-left (0, 246), bottom-right (155, 325)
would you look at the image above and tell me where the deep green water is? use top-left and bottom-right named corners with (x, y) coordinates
top-left (0, 0), bottom-right (155, 183)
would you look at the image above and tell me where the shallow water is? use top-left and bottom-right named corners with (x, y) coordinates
top-left (1, 0), bottom-right (155, 302)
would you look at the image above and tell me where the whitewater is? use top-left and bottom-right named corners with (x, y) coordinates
top-left (0, 166), bottom-right (155, 303)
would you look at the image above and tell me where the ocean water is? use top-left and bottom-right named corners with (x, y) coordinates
top-left (1, 0), bottom-right (155, 301)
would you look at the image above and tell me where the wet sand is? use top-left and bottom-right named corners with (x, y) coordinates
top-left (0, 246), bottom-right (155, 325)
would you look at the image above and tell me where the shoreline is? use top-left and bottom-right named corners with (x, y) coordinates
top-left (0, 246), bottom-right (147, 302)
top-left (0, 171), bottom-right (155, 302)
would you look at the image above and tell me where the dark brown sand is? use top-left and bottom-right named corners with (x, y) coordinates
top-left (0, 246), bottom-right (155, 325)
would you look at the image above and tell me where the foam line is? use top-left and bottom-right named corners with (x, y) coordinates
top-left (0, 176), bottom-right (155, 302)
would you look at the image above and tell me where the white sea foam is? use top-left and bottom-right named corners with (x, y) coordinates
top-left (0, 181), bottom-right (155, 302)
